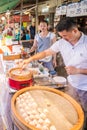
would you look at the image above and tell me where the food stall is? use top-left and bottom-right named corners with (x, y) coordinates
top-left (0, 53), bottom-right (84, 130)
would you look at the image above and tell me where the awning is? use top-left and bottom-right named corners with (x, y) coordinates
top-left (0, 0), bottom-right (20, 14)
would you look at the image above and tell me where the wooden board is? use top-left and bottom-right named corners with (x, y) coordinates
top-left (3, 54), bottom-right (21, 60)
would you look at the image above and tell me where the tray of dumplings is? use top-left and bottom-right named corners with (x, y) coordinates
top-left (11, 86), bottom-right (81, 130)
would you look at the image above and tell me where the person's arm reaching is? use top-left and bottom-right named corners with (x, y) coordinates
top-left (21, 48), bottom-right (55, 69)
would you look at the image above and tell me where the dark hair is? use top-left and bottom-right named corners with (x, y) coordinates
top-left (56, 17), bottom-right (77, 32)
top-left (39, 20), bottom-right (48, 26)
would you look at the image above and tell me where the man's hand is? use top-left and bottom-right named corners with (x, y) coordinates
top-left (65, 66), bottom-right (80, 75)
top-left (18, 59), bottom-right (30, 69)
top-left (53, 58), bottom-right (57, 68)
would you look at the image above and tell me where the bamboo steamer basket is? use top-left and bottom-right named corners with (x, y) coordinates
top-left (11, 86), bottom-right (84, 130)
top-left (8, 67), bottom-right (33, 90)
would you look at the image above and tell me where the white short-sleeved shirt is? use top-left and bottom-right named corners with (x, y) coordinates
top-left (50, 33), bottom-right (87, 90)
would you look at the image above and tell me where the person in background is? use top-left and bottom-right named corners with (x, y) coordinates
top-left (26, 30), bottom-right (31, 40)
top-left (15, 28), bottom-right (20, 41)
top-left (53, 27), bottom-right (60, 41)
top-left (29, 20), bottom-right (57, 75)
top-left (29, 22), bottom-right (35, 39)
top-left (48, 25), bottom-right (53, 32)
top-left (21, 17), bottom-right (87, 129)
top-left (0, 28), bottom-right (3, 40)
top-left (0, 28), bottom-right (3, 46)
top-left (3, 27), bottom-right (13, 38)
top-left (21, 30), bottom-right (26, 40)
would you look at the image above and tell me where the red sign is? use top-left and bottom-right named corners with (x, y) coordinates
top-left (10, 15), bottom-right (31, 23)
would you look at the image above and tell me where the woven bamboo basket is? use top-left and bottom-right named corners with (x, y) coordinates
top-left (11, 86), bottom-right (84, 130)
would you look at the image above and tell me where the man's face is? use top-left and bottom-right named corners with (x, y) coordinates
top-left (58, 29), bottom-right (77, 43)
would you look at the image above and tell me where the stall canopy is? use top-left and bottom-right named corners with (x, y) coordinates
top-left (0, 0), bottom-right (20, 14)
top-left (0, 0), bottom-right (54, 14)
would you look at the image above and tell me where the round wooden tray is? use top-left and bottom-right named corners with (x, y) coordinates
top-left (11, 86), bottom-right (84, 130)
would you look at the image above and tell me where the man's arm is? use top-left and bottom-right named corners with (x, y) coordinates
top-left (78, 68), bottom-right (87, 75)
top-left (65, 66), bottom-right (87, 75)
top-left (21, 48), bottom-right (55, 68)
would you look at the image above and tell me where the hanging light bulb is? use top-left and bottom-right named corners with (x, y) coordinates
top-left (47, 4), bottom-right (50, 8)
top-left (1, 16), bottom-right (6, 21)
top-left (6, 10), bottom-right (10, 16)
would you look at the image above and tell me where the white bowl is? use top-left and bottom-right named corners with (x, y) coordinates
top-left (53, 76), bottom-right (66, 85)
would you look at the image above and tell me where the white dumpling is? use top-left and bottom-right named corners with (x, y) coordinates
top-left (32, 119), bottom-right (38, 126)
top-left (20, 108), bottom-right (25, 113)
top-left (22, 102), bottom-right (27, 108)
top-left (25, 92), bottom-right (30, 96)
top-left (22, 112), bottom-right (27, 118)
top-left (19, 94), bottom-right (23, 99)
top-left (37, 108), bottom-right (42, 113)
top-left (32, 102), bottom-right (38, 108)
top-left (43, 109), bottom-right (48, 114)
top-left (44, 118), bottom-right (51, 126)
top-left (38, 118), bottom-right (44, 125)
top-left (42, 125), bottom-right (49, 130)
top-left (29, 121), bottom-right (35, 126)
top-left (16, 100), bottom-right (21, 105)
top-left (25, 99), bottom-right (29, 104)
top-left (35, 114), bottom-right (40, 120)
top-left (17, 102), bottom-right (23, 109)
top-left (25, 106), bottom-right (29, 111)
top-left (16, 97), bottom-right (20, 101)
top-left (29, 114), bottom-right (35, 120)
top-left (20, 98), bottom-right (25, 103)
top-left (36, 124), bottom-right (42, 129)
top-left (50, 125), bottom-right (56, 130)
top-left (25, 116), bottom-right (30, 123)
top-left (40, 113), bottom-right (46, 119)
top-left (31, 110), bottom-right (37, 115)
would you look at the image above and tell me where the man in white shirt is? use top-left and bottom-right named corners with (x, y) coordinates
top-left (21, 17), bottom-right (87, 129)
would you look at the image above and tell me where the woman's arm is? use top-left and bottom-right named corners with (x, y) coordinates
top-left (30, 39), bottom-right (37, 53)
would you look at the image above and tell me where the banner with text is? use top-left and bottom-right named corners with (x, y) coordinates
top-left (67, 0), bottom-right (87, 17)
top-left (55, 0), bottom-right (87, 17)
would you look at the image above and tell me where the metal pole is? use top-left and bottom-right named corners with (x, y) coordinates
top-left (36, 0), bottom-right (38, 34)
top-left (20, 0), bottom-right (23, 41)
